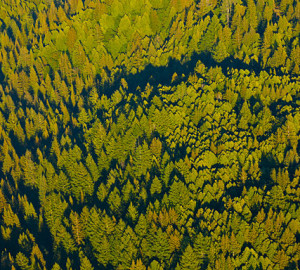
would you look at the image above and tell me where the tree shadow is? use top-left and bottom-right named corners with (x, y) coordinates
top-left (0, 64), bottom-right (5, 86)
top-left (100, 51), bottom-right (263, 98)
top-left (259, 151), bottom-right (279, 189)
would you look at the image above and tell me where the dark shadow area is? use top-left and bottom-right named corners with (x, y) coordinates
top-left (100, 51), bottom-right (263, 98)
top-left (9, 132), bottom-right (27, 157)
top-left (0, 64), bottom-right (5, 86)
top-left (38, 222), bottom-right (55, 269)
top-left (259, 152), bottom-right (279, 189)
top-left (286, 261), bottom-right (300, 270)
top-left (226, 184), bottom-right (243, 199)
top-left (270, 99), bottom-right (300, 119)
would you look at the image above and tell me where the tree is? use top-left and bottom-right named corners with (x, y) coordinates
top-left (72, 41), bottom-right (87, 69)
top-left (67, 27), bottom-right (78, 51)
top-left (96, 236), bottom-right (111, 266)
top-left (150, 137), bottom-right (162, 163)
top-left (135, 214), bottom-right (147, 238)
top-left (15, 252), bottom-right (30, 270)
top-left (130, 259), bottom-right (146, 270)
top-left (134, 141), bottom-right (152, 177)
top-left (68, 0), bottom-right (84, 15)
top-left (246, 0), bottom-right (258, 30)
top-left (0, 190), bottom-right (8, 214)
top-left (94, 1), bottom-right (107, 21)
top-left (52, 263), bottom-right (62, 270)
top-left (144, 226), bottom-right (171, 264)
top-left (198, 15), bottom-right (220, 52)
top-left (85, 154), bottom-right (99, 182)
top-left (229, 232), bottom-right (241, 255)
top-left (197, 0), bottom-right (217, 17)
top-left (97, 183), bottom-right (108, 202)
top-left (80, 252), bottom-right (94, 270)
top-left (194, 233), bottom-right (210, 266)
top-left (20, 151), bottom-right (38, 188)
top-left (58, 6), bottom-right (68, 23)
top-left (261, 23), bottom-right (274, 67)
top-left (150, 10), bottom-right (161, 34)
top-left (3, 205), bottom-right (20, 228)
top-left (273, 249), bottom-right (289, 269)
top-left (266, 185), bottom-right (286, 210)
top-left (127, 202), bottom-right (138, 223)
top-left (290, 45), bottom-right (300, 74)
top-left (108, 187), bottom-right (121, 212)
top-left (58, 53), bottom-right (73, 82)
top-left (43, 193), bottom-right (68, 239)
top-left (178, 245), bottom-right (200, 269)
top-left (150, 177), bottom-right (162, 195)
top-left (238, 101), bottom-right (252, 129)
top-left (70, 211), bottom-right (84, 246)
top-left (213, 27), bottom-right (232, 62)
top-left (48, 1), bottom-right (58, 28)
top-left (268, 45), bottom-right (287, 68)
top-left (168, 179), bottom-right (190, 208)
top-left (29, 66), bottom-right (39, 95)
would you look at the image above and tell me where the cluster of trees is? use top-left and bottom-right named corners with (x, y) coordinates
top-left (0, 0), bottom-right (299, 269)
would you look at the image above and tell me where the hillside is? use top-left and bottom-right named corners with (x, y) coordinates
top-left (0, 0), bottom-right (299, 269)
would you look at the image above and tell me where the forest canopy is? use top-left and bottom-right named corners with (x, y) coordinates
top-left (0, 0), bottom-right (299, 269)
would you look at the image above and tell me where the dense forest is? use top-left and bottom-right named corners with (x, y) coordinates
top-left (0, 0), bottom-right (299, 269)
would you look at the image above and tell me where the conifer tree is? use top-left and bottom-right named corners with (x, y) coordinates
top-left (178, 245), bottom-right (200, 270)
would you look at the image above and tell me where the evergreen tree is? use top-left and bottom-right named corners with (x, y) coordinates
top-left (80, 252), bottom-right (94, 270)
top-left (70, 211), bottom-right (84, 246)
top-left (178, 245), bottom-right (200, 269)
top-left (150, 177), bottom-right (162, 195)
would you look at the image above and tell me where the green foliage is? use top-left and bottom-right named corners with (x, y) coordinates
top-left (178, 245), bottom-right (200, 269)
top-left (150, 177), bottom-right (162, 195)
top-left (15, 252), bottom-right (31, 270)
top-left (0, 0), bottom-right (299, 269)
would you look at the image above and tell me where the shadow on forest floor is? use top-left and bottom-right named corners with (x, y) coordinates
top-left (100, 51), bottom-right (262, 97)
